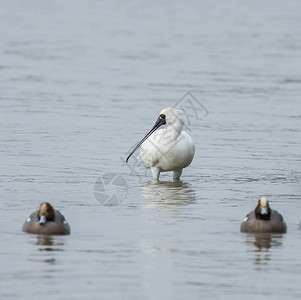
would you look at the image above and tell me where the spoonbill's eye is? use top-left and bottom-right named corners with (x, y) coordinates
top-left (159, 114), bottom-right (166, 120)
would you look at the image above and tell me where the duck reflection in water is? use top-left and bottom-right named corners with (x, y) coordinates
top-left (25, 236), bottom-right (65, 266)
top-left (36, 235), bottom-right (54, 247)
top-left (36, 236), bottom-right (65, 253)
top-left (245, 233), bottom-right (283, 267)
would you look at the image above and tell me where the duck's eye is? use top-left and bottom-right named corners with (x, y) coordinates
top-left (159, 114), bottom-right (166, 120)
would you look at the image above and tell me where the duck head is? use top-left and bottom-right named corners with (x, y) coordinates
top-left (255, 197), bottom-right (271, 221)
top-left (38, 202), bottom-right (55, 225)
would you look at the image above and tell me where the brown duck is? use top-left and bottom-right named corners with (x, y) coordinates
top-left (22, 202), bottom-right (70, 235)
top-left (240, 197), bottom-right (286, 233)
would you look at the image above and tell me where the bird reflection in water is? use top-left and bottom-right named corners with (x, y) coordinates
top-left (36, 235), bottom-right (54, 247)
top-left (140, 181), bottom-right (196, 205)
top-left (245, 233), bottom-right (283, 268)
top-left (34, 236), bottom-right (65, 265)
top-left (36, 236), bottom-right (65, 251)
top-left (139, 181), bottom-right (196, 224)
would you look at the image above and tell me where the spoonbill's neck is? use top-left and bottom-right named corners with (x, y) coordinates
top-left (162, 122), bottom-right (183, 142)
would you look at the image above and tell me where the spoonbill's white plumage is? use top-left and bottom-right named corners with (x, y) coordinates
top-left (126, 108), bottom-right (195, 181)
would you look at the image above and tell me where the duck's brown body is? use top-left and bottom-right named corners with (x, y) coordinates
top-left (240, 210), bottom-right (287, 233)
top-left (22, 203), bottom-right (70, 235)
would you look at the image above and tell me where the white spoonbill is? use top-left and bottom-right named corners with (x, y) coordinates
top-left (126, 108), bottom-right (195, 181)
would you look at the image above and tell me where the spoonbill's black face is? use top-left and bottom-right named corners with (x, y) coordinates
top-left (158, 114), bottom-right (166, 123)
top-left (126, 114), bottom-right (166, 162)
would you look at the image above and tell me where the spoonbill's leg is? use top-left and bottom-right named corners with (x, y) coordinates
top-left (173, 169), bottom-right (182, 181)
top-left (151, 167), bottom-right (160, 181)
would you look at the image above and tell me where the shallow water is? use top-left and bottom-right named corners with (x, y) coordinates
top-left (1, 0), bottom-right (301, 299)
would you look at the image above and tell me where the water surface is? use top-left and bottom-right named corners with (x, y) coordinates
top-left (0, 1), bottom-right (301, 299)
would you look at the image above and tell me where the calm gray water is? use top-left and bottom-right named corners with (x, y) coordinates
top-left (1, 1), bottom-right (301, 299)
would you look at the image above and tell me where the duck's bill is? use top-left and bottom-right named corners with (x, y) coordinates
top-left (260, 207), bottom-right (268, 215)
top-left (126, 116), bottom-right (166, 162)
top-left (39, 215), bottom-right (47, 225)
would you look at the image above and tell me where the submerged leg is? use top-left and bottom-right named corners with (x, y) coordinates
top-left (173, 169), bottom-right (182, 181)
top-left (151, 167), bottom-right (160, 181)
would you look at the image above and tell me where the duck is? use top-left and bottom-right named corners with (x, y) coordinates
top-left (126, 108), bottom-right (195, 181)
top-left (240, 197), bottom-right (287, 233)
top-left (22, 202), bottom-right (70, 235)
